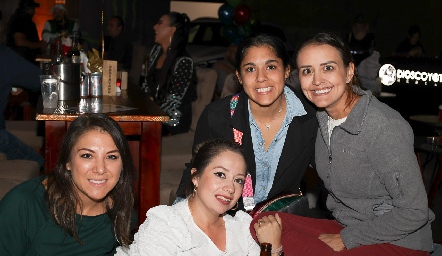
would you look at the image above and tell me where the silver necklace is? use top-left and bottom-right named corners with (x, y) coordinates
top-left (255, 106), bottom-right (284, 130)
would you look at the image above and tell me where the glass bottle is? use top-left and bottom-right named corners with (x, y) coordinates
top-left (52, 35), bottom-right (63, 64)
top-left (260, 242), bottom-right (272, 256)
top-left (66, 32), bottom-right (80, 63)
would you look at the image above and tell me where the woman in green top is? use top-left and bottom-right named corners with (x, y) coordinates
top-left (0, 113), bottom-right (136, 255)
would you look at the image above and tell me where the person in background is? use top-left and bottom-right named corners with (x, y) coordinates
top-left (213, 44), bottom-right (238, 98)
top-left (346, 15), bottom-right (375, 66)
top-left (346, 15), bottom-right (382, 96)
top-left (6, 0), bottom-right (46, 64)
top-left (394, 25), bottom-right (426, 57)
top-left (41, 4), bottom-right (79, 43)
top-left (0, 113), bottom-right (136, 255)
top-left (283, 32), bottom-right (433, 255)
top-left (141, 12), bottom-right (196, 135)
top-left (175, 34), bottom-right (317, 213)
top-left (104, 16), bottom-right (132, 71)
top-left (116, 138), bottom-right (283, 255)
top-left (0, 44), bottom-right (43, 169)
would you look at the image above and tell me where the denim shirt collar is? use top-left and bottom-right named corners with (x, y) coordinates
top-left (247, 86), bottom-right (306, 203)
top-left (249, 86), bottom-right (307, 129)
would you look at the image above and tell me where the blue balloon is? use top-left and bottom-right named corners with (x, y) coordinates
top-left (218, 4), bottom-right (234, 25)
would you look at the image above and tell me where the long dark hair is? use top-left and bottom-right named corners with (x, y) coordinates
top-left (156, 12), bottom-right (191, 88)
top-left (295, 32), bottom-right (360, 108)
top-left (45, 113), bottom-right (136, 246)
top-left (186, 138), bottom-right (246, 197)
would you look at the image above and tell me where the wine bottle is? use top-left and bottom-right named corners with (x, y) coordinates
top-left (52, 35), bottom-right (63, 64)
top-left (66, 32), bottom-right (80, 63)
top-left (260, 242), bottom-right (272, 256)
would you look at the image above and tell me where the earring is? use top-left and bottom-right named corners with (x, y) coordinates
top-left (192, 186), bottom-right (197, 198)
top-left (169, 36), bottom-right (172, 44)
top-left (230, 201), bottom-right (239, 211)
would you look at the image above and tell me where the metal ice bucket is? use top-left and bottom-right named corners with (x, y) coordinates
top-left (47, 63), bottom-right (81, 101)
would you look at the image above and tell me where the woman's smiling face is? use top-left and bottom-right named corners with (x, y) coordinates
top-left (192, 150), bottom-right (246, 215)
top-left (296, 44), bottom-right (354, 112)
top-left (236, 45), bottom-right (290, 108)
top-left (66, 129), bottom-right (122, 208)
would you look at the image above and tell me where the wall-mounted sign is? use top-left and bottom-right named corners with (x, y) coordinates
top-left (379, 64), bottom-right (442, 87)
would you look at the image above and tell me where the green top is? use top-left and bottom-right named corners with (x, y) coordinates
top-left (0, 177), bottom-right (118, 256)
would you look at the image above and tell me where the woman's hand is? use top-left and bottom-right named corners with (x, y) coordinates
top-left (318, 233), bottom-right (346, 252)
top-left (254, 213), bottom-right (282, 249)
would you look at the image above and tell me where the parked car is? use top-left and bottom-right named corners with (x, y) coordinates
top-left (187, 17), bottom-right (294, 67)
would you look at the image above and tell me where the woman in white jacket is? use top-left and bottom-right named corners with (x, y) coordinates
top-left (116, 138), bottom-right (283, 255)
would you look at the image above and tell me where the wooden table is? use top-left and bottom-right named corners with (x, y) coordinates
top-left (410, 115), bottom-right (442, 128)
top-left (36, 84), bottom-right (169, 225)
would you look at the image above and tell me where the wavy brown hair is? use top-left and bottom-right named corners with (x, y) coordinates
top-left (45, 113), bottom-right (136, 246)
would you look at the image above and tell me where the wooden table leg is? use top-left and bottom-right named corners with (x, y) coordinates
top-left (44, 121), bottom-right (67, 173)
top-left (137, 121), bottom-right (162, 225)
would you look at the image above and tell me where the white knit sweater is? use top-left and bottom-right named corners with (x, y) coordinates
top-left (115, 199), bottom-right (260, 255)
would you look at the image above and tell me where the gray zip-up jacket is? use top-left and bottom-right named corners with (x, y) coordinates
top-left (315, 86), bottom-right (434, 251)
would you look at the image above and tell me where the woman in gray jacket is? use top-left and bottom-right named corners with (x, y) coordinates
top-left (274, 32), bottom-right (434, 255)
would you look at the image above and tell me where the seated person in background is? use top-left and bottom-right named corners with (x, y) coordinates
top-left (213, 44), bottom-right (237, 98)
top-left (175, 34), bottom-right (317, 213)
top-left (0, 114), bottom-right (137, 255)
top-left (219, 73), bottom-right (241, 98)
top-left (346, 15), bottom-right (375, 66)
top-left (116, 138), bottom-right (283, 255)
top-left (357, 50), bottom-right (382, 96)
top-left (104, 16), bottom-right (132, 71)
top-left (0, 44), bottom-right (43, 169)
top-left (288, 32), bottom-right (434, 255)
top-left (394, 25), bottom-right (426, 57)
top-left (6, 0), bottom-right (46, 65)
top-left (41, 4), bottom-right (79, 43)
top-left (141, 12), bottom-right (196, 135)
top-left (347, 15), bottom-right (381, 95)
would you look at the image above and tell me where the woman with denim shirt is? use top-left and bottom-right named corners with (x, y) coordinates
top-left (175, 34), bottom-right (318, 211)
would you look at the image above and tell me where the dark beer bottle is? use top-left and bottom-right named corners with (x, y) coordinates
top-left (260, 242), bottom-right (272, 256)
top-left (66, 32), bottom-right (80, 63)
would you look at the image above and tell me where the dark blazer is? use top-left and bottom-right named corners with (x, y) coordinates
top-left (176, 85), bottom-right (318, 209)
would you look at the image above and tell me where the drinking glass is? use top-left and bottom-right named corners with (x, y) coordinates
top-left (40, 75), bottom-right (60, 108)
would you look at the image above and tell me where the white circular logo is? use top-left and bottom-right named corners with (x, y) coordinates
top-left (378, 64), bottom-right (396, 86)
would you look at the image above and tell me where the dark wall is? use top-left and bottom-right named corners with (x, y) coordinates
top-left (78, 0), bottom-right (170, 50)
top-left (248, 0), bottom-right (442, 59)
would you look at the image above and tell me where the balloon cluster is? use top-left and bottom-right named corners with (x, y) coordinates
top-left (218, 0), bottom-right (254, 44)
